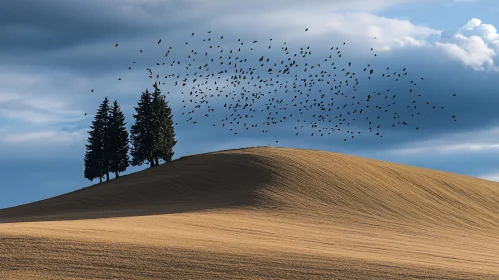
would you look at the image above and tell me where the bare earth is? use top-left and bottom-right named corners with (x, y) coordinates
top-left (1, 147), bottom-right (498, 279)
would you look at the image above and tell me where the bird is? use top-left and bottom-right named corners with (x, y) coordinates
top-left (112, 29), bottom-right (456, 144)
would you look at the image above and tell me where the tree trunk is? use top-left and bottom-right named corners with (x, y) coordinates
top-left (115, 171), bottom-right (119, 178)
top-left (155, 157), bottom-right (159, 166)
top-left (150, 159), bottom-right (155, 168)
top-left (99, 177), bottom-right (102, 183)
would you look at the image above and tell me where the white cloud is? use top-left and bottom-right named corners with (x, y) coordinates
top-left (0, 92), bottom-right (18, 103)
top-left (154, 0), bottom-right (435, 19)
top-left (209, 11), bottom-right (441, 59)
top-left (387, 126), bottom-right (499, 155)
top-left (209, 10), bottom-right (499, 74)
top-left (186, 5), bottom-right (499, 72)
top-left (220, 13), bottom-right (498, 73)
top-left (0, 128), bottom-right (87, 161)
top-left (0, 96), bottom-right (87, 125)
top-left (0, 68), bottom-right (91, 125)
top-left (388, 143), bottom-right (499, 156)
top-left (0, 130), bottom-right (85, 145)
top-left (477, 173), bottom-right (499, 182)
top-left (434, 18), bottom-right (499, 71)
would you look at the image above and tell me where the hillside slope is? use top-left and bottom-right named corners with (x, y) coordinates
top-left (1, 147), bottom-right (499, 279)
top-left (1, 146), bottom-right (498, 231)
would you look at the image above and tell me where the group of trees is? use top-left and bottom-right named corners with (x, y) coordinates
top-left (84, 83), bottom-right (176, 183)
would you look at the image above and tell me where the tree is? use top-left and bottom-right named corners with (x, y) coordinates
top-left (150, 85), bottom-right (165, 166)
top-left (130, 89), bottom-right (155, 167)
top-left (84, 129), bottom-right (102, 183)
top-left (147, 83), bottom-right (177, 166)
top-left (150, 84), bottom-right (176, 165)
top-left (130, 83), bottom-right (177, 168)
top-left (84, 97), bottom-right (111, 182)
top-left (159, 95), bottom-right (177, 163)
top-left (107, 100), bottom-right (130, 178)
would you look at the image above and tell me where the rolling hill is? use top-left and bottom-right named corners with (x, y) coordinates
top-left (1, 147), bottom-right (498, 279)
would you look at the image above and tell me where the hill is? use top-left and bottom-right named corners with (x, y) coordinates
top-left (0, 147), bottom-right (498, 279)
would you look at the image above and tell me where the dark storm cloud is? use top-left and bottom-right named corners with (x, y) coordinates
top-left (0, 0), bottom-right (414, 75)
top-left (0, 0), bottom-right (201, 52)
top-left (0, 0), bottom-right (212, 76)
top-left (62, 36), bottom-right (494, 156)
top-left (1, 0), bottom-right (496, 159)
top-left (114, 40), bottom-right (497, 154)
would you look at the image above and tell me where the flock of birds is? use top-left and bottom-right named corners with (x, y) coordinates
top-left (91, 28), bottom-right (458, 143)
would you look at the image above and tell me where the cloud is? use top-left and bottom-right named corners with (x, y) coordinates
top-left (478, 173), bottom-right (499, 182)
top-left (0, 0), bottom-right (496, 164)
top-left (0, 0), bottom-right (426, 52)
top-left (0, 95), bottom-right (86, 125)
top-left (0, 128), bottom-right (87, 162)
top-left (207, 11), bottom-right (441, 56)
top-left (0, 67), bottom-right (99, 127)
top-left (434, 18), bottom-right (499, 71)
top-left (386, 125), bottom-right (499, 155)
top-left (0, 129), bottom-right (86, 145)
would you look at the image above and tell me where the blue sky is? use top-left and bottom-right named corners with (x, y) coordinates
top-left (1, 0), bottom-right (499, 209)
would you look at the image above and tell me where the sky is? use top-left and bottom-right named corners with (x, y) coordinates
top-left (1, 0), bottom-right (499, 209)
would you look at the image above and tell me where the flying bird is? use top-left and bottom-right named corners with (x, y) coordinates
top-left (110, 29), bottom-right (456, 144)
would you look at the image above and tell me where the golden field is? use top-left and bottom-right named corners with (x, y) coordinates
top-left (1, 147), bottom-right (498, 279)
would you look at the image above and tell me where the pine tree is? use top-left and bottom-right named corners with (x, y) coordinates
top-left (148, 83), bottom-right (177, 166)
top-left (99, 97), bottom-right (112, 182)
top-left (160, 96), bottom-right (177, 163)
top-left (130, 84), bottom-right (177, 168)
top-left (151, 84), bottom-right (167, 166)
top-left (108, 100), bottom-right (129, 178)
top-left (84, 129), bottom-right (102, 183)
top-left (130, 89), bottom-right (155, 167)
top-left (151, 83), bottom-right (165, 165)
top-left (84, 97), bottom-right (111, 182)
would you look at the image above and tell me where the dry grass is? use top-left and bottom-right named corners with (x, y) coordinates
top-left (1, 147), bottom-right (498, 279)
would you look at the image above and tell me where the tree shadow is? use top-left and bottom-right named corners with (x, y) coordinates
top-left (0, 151), bottom-right (275, 224)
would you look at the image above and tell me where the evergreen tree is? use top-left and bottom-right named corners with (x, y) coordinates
top-left (151, 84), bottom-right (167, 166)
top-left (130, 83), bottom-right (177, 168)
top-left (130, 89), bottom-right (155, 167)
top-left (148, 83), bottom-right (177, 165)
top-left (159, 96), bottom-right (177, 163)
top-left (108, 100), bottom-right (130, 178)
top-left (99, 97), bottom-right (112, 182)
top-left (84, 97), bottom-right (111, 182)
top-left (84, 129), bottom-right (102, 183)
